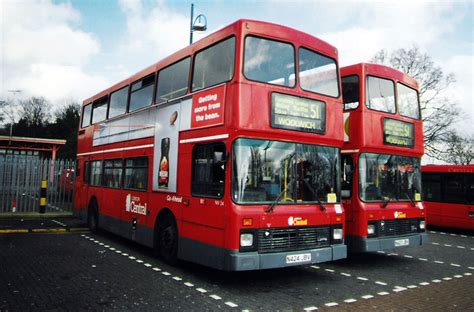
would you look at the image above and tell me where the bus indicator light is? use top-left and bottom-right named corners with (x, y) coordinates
top-left (242, 218), bottom-right (253, 226)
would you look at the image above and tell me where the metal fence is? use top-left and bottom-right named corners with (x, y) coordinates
top-left (0, 155), bottom-right (76, 214)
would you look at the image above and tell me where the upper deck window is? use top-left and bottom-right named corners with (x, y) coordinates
top-left (192, 37), bottom-right (235, 92)
top-left (91, 96), bottom-right (108, 124)
top-left (244, 36), bottom-right (295, 87)
top-left (129, 74), bottom-right (155, 112)
top-left (81, 104), bottom-right (92, 128)
top-left (156, 57), bottom-right (190, 104)
top-left (397, 83), bottom-right (420, 119)
top-left (299, 48), bottom-right (339, 97)
top-left (108, 86), bottom-right (129, 119)
top-left (342, 75), bottom-right (360, 110)
top-left (366, 76), bottom-right (395, 114)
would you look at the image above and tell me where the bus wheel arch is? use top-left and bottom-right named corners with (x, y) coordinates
top-left (87, 197), bottom-right (99, 233)
top-left (154, 208), bottom-right (178, 264)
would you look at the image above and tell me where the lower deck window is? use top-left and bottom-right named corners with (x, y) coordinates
top-left (124, 157), bottom-right (148, 190)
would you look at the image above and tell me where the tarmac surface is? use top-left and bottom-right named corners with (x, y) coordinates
top-left (1, 216), bottom-right (473, 311)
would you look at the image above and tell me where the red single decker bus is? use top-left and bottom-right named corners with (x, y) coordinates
top-left (422, 165), bottom-right (474, 230)
top-left (75, 20), bottom-right (347, 271)
top-left (340, 63), bottom-right (427, 252)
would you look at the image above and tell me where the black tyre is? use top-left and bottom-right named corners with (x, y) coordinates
top-left (158, 216), bottom-right (178, 264)
top-left (87, 200), bottom-right (99, 234)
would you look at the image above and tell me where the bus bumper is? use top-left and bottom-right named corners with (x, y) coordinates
top-left (348, 233), bottom-right (428, 253)
top-left (225, 244), bottom-right (347, 271)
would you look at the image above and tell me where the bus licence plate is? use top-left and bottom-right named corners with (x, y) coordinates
top-left (286, 253), bottom-right (311, 264)
top-left (395, 239), bottom-right (409, 247)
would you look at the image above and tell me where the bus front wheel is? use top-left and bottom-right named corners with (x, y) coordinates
top-left (158, 215), bottom-right (178, 264)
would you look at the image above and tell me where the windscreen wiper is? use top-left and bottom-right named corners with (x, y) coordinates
top-left (266, 180), bottom-right (294, 213)
top-left (301, 178), bottom-right (326, 211)
top-left (381, 197), bottom-right (391, 208)
top-left (405, 192), bottom-right (416, 207)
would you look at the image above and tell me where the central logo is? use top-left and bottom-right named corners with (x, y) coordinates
top-left (288, 216), bottom-right (308, 226)
top-left (125, 194), bottom-right (147, 216)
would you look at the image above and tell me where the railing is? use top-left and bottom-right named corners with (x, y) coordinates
top-left (0, 155), bottom-right (76, 214)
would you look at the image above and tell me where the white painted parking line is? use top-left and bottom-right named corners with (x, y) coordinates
top-left (377, 292), bottom-right (390, 296)
top-left (419, 282), bottom-right (430, 286)
top-left (432, 242), bottom-right (440, 245)
top-left (469, 267), bottom-right (474, 270)
top-left (311, 265), bottom-right (320, 269)
top-left (344, 299), bottom-right (357, 303)
top-left (144, 263), bottom-right (152, 267)
top-left (162, 272), bottom-right (171, 276)
top-left (393, 287), bottom-right (407, 292)
top-left (464, 273), bottom-right (472, 276)
top-left (434, 260), bottom-right (444, 264)
top-left (303, 306), bottom-right (318, 311)
top-left (407, 285), bottom-right (417, 289)
top-left (122, 253), bottom-right (128, 256)
top-left (454, 275), bottom-right (463, 278)
top-left (196, 288), bottom-right (207, 293)
top-left (136, 259), bottom-right (144, 263)
top-left (128, 256), bottom-right (136, 260)
top-left (442, 277), bottom-right (452, 281)
top-left (184, 282), bottom-right (194, 287)
top-left (450, 263), bottom-right (461, 267)
top-left (432, 279), bottom-right (441, 283)
top-left (456, 246), bottom-right (465, 249)
top-left (340, 272), bottom-right (351, 277)
top-left (357, 277), bottom-right (368, 281)
top-left (418, 258), bottom-right (428, 261)
top-left (109, 247), bottom-right (116, 251)
top-left (173, 277), bottom-right (182, 281)
top-left (444, 244), bottom-right (452, 247)
top-left (210, 295), bottom-right (222, 300)
top-left (403, 255), bottom-right (413, 259)
top-left (361, 295), bottom-right (374, 299)
top-left (325, 269), bottom-right (335, 273)
top-left (375, 281), bottom-right (387, 286)
top-left (152, 267), bottom-right (161, 272)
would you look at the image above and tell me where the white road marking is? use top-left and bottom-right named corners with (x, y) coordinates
top-left (454, 275), bottom-right (463, 278)
top-left (407, 285), bottom-right (417, 289)
top-left (344, 299), bottom-right (357, 303)
top-left (144, 263), bottom-right (152, 267)
top-left (442, 277), bottom-right (452, 281)
top-left (464, 272), bottom-right (472, 276)
top-left (468, 267), bottom-right (474, 270)
top-left (456, 246), bottom-right (465, 249)
top-left (311, 265), bottom-right (320, 269)
top-left (173, 277), bottom-right (182, 281)
top-left (418, 258), bottom-right (428, 261)
top-left (122, 253), bottom-right (128, 256)
top-left (378, 292), bottom-right (390, 296)
top-left (162, 272), bottom-right (171, 276)
top-left (377, 251), bottom-right (386, 254)
top-left (324, 302), bottom-right (338, 307)
top-left (434, 260), bottom-right (444, 264)
top-left (303, 307), bottom-right (318, 311)
top-left (152, 267), bottom-right (161, 272)
top-left (225, 302), bottom-right (238, 308)
top-left (357, 277), bottom-right (368, 281)
top-left (450, 263), bottom-right (461, 267)
top-left (136, 259), bottom-right (144, 263)
top-left (444, 244), bottom-right (452, 247)
top-left (128, 256), bottom-right (136, 260)
top-left (184, 282), bottom-right (194, 287)
top-left (340, 272), bottom-right (351, 277)
top-left (325, 269), bottom-right (335, 273)
top-left (431, 242), bottom-right (440, 245)
top-left (361, 295), bottom-right (374, 299)
top-left (393, 287), bottom-right (407, 292)
top-left (210, 295), bottom-right (222, 300)
top-left (432, 279), bottom-right (441, 283)
top-left (196, 288), bottom-right (207, 293)
top-left (419, 282), bottom-right (430, 286)
top-left (404, 255), bottom-right (413, 259)
top-left (375, 281), bottom-right (387, 286)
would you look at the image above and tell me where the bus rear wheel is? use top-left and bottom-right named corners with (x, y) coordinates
top-left (158, 216), bottom-right (178, 264)
top-left (87, 201), bottom-right (99, 234)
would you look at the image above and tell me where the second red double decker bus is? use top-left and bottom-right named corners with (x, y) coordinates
top-left (340, 63), bottom-right (427, 252)
top-left (75, 20), bottom-right (346, 270)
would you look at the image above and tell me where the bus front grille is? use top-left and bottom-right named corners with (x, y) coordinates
top-left (377, 218), bottom-right (420, 237)
top-left (257, 226), bottom-right (331, 253)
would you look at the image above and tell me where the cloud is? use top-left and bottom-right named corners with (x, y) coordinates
top-left (117, 0), bottom-right (190, 71)
top-left (0, 0), bottom-right (105, 106)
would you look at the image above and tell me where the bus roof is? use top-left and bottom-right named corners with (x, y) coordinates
top-left (341, 63), bottom-right (419, 90)
top-left (422, 164), bottom-right (474, 173)
top-left (83, 19), bottom-right (339, 106)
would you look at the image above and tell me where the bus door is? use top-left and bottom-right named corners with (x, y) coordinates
top-left (341, 154), bottom-right (355, 222)
top-left (76, 158), bottom-right (90, 218)
top-left (184, 142), bottom-right (227, 243)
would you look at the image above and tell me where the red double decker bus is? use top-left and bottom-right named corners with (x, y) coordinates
top-left (422, 165), bottom-right (474, 230)
top-left (340, 63), bottom-right (427, 252)
top-left (75, 20), bottom-right (346, 270)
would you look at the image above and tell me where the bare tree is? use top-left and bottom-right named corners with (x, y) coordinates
top-left (437, 132), bottom-right (473, 165)
top-left (371, 47), bottom-right (460, 158)
top-left (18, 96), bottom-right (51, 128)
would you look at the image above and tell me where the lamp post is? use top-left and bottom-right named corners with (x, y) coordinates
top-left (6, 89), bottom-right (21, 144)
top-left (189, 3), bottom-right (207, 45)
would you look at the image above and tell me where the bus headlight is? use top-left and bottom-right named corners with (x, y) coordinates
top-left (368, 224), bottom-right (375, 235)
top-left (419, 220), bottom-right (425, 231)
top-left (240, 233), bottom-right (254, 247)
top-left (333, 228), bottom-right (343, 241)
